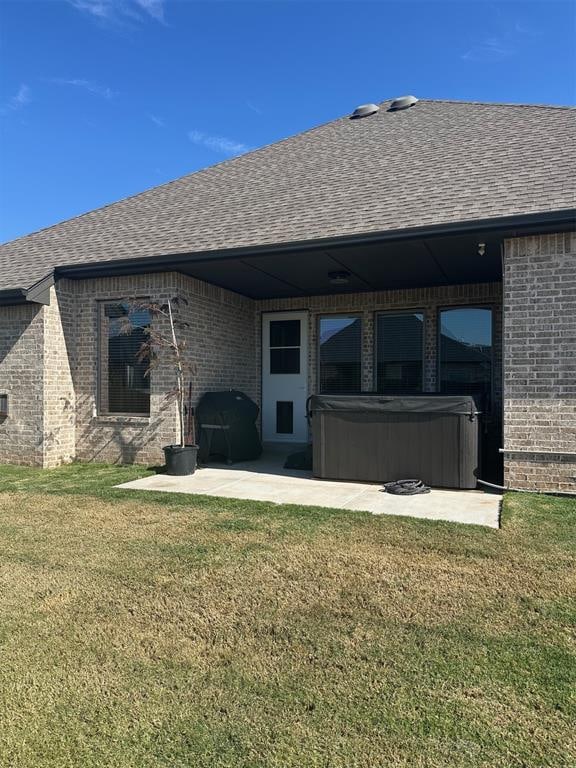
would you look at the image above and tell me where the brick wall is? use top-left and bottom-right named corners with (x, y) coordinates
top-left (68, 272), bottom-right (256, 465)
top-left (0, 303), bottom-right (44, 465)
top-left (503, 231), bottom-right (576, 493)
top-left (0, 272), bottom-right (256, 467)
top-left (0, 289), bottom-right (76, 468)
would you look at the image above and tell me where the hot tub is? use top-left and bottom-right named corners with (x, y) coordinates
top-left (308, 394), bottom-right (481, 489)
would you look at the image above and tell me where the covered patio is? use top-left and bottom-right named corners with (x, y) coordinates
top-left (117, 444), bottom-right (502, 528)
top-left (65, 222), bottom-right (511, 483)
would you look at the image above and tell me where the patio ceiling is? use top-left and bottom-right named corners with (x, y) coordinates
top-left (175, 232), bottom-right (504, 299)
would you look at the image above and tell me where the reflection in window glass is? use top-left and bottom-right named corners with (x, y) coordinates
top-left (439, 307), bottom-right (492, 410)
top-left (319, 316), bottom-right (362, 393)
top-left (376, 312), bottom-right (424, 393)
top-left (100, 302), bottom-right (151, 415)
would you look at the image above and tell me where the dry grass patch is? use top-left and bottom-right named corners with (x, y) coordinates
top-left (0, 467), bottom-right (574, 767)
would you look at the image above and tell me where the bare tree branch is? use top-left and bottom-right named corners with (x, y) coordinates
top-left (122, 296), bottom-right (195, 448)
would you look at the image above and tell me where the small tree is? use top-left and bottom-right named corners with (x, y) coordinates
top-left (122, 296), bottom-right (195, 449)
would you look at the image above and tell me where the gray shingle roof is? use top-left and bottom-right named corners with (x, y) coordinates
top-left (1, 98), bottom-right (574, 293)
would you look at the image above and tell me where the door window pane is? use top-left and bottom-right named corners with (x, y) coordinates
top-left (270, 348), bottom-right (300, 375)
top-left (100, 301), bottom-right (151, 415)
top-left (270, 319), bottom-right (300, 348)
top-left (319, 316), bottom-right (362, 393)
top-left (376, 312), bottom-right (424, 393)
top-left (269, 318), bottom-right (301, 374)
top-left (439, 307), bottom-right (492, 411)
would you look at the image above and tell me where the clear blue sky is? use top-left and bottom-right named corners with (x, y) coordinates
top-left (1, 0), bottom-right (574, 244)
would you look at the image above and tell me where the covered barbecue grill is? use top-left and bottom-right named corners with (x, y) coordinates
top-left (197, 390), bottom-right (262, 464)
top-left (309, 394), bottom-right (481, 489)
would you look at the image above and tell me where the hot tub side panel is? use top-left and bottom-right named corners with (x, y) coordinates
top-left (312, 405), bottom-right (479, 489)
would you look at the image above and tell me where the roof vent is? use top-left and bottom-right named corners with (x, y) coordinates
top-left (389, 95), bottom-right (418, 111)
top-left (350, 103), bottom-right (380, 119)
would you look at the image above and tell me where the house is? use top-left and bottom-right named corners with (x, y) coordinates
top-left (0, 97), bottom-right (574, 493)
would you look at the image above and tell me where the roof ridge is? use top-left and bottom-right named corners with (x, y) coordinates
top-left (413, 97), bottom-right (575, 110)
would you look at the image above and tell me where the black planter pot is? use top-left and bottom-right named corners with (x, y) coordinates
top-left (163, 445), bottom-right (198, 476)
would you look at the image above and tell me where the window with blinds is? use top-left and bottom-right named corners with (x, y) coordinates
top-left (439, 307), bottom-right (493, 411)
top-left (376, 311), bottom-right (424, 393)
top-left (319, 315), bottom-right (362, 393)
top-left (99, 301), bottom-right (151, 416)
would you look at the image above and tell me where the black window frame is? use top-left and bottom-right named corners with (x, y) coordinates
top-left (98, 299), bottom-right (151, 418)
top-left (374, 309), bottom-right (425, 394)
top-left (317, 313), bottom-right (363, 395)
top-left (437, 304), bottom-right (495, 414)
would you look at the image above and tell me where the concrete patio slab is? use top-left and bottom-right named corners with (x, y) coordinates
top-left (117, 447), bottom-right (501, 528)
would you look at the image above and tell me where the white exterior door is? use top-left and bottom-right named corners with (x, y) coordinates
top-left (262, 311), bottom-right (309, 443)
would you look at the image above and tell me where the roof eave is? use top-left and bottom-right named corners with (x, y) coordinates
top-left (1, 207), bottom-right (574, 301)
top-left (54, 208), bottom-right (576, 280)
top-left (0, 273), bottom-right (54, 307)
top-left (0, 288), bottom-right (29, 306)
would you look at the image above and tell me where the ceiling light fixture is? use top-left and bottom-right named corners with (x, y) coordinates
top-left (477, 242), bottom-right (486, 256)
top-left (328, 270), bottom-right (351, 286)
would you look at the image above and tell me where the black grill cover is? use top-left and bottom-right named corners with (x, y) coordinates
top-left (197, 390), bottom-right (262, 463)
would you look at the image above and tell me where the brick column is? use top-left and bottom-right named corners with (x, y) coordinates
top-left (423, 307), bottom-right (437, 392)
top-left (502, 232), bottom-right (576, 493)
top-left (361, 309), bottom-right (374, 391)
top-left (42, 284), bottom-right (76, 467)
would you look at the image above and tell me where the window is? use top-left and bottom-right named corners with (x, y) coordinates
top-left (376, 312), bottom-right (424, 393)
top-left (439, 307), bottom-right (493, 411)
top-left (319, 315), bottom-right (362, 393)
top-left (99, 301), bottom-right (151, 415)
top-left (269, 319), bottom-right (300, 374)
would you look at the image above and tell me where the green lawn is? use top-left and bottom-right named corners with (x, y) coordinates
top-left (0, 463), bottom-right (574, 768)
